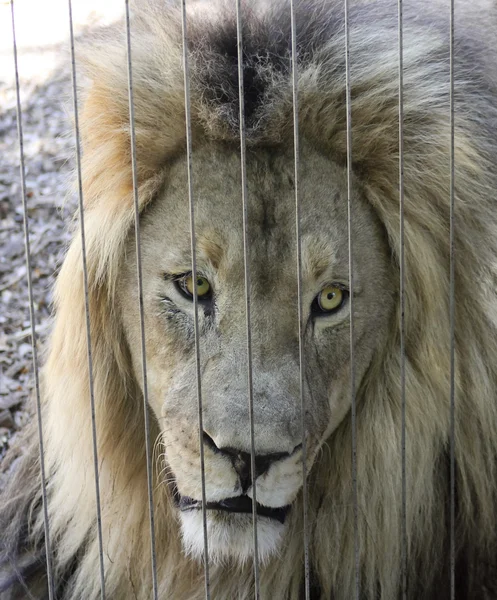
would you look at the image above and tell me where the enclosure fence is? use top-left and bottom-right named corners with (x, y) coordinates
top-left (8, 0), bottom-right (456, 599)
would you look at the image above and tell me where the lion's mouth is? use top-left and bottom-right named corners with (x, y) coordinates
top-left (178, 495), bottom-right (290, 524)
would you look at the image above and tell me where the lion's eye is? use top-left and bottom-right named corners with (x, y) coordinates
top-left (312, 285), bottom-right (348, 315)
top-left (176, 274), bottom-right (211, 300)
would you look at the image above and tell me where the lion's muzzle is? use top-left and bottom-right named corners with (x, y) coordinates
top-left (169, 431), bottom-right (305, 563)
top-left (177, 432), bottom-right (299, 523)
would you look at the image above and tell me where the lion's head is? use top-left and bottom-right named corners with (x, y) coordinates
top-left (118, 144), bottom-right (394, 562)
top-left (2, 0), bottom-right (497, 598)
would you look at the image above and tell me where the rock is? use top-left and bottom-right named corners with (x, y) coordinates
top-left (0, 410), bottom-right (15, 429)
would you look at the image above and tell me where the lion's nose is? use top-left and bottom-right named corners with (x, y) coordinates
top-left (203, 432), bottom-right (299, 493)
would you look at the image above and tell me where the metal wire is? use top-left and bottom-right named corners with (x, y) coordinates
top-left (234, 2), bottom-right (260, 596)
top-left (397, 0), bottom-right (407, 597)
top-left (449, 0), bottom-right (456, 597)
top-left (289, 3), bottom-right (310, 598)
top-left (179, 2), bottom-right (211, 597)
top-left (123, 3), bottom-right (159, 597)
top-left (67, 2), bottom-right (106, 597)
top-left (343, 2), bottom-right (360, 598)
top-left (9, 2), bottom-right (54, 598)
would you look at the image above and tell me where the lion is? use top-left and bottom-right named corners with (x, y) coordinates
top-left (2, 0), bottom-right (497, 598)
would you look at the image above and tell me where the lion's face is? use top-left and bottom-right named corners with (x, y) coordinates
top-left (118, 144), bottom-right (395, 563)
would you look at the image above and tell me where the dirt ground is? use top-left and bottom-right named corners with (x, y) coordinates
top-left (0, 0), bottom-right (124, 479)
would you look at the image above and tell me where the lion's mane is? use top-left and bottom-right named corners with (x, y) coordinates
top-left (2, 1), bottom-right (497, 598)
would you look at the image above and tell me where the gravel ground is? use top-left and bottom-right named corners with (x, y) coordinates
top-left (0, 70), bottom-right (75, 466)
top-left (0, 0), bottom-right (124, 476)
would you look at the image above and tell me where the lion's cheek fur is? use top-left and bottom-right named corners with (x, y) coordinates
top-left (246, 452), bottom-right (304, 508)
top-left (163, 431), bottom-right (239, 501)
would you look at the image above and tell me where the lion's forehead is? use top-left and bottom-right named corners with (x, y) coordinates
top-left (142, 143), bottom-right (382, 287)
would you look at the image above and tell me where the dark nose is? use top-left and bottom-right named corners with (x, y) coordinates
top-left (203, 432), bottom-right (296, 493)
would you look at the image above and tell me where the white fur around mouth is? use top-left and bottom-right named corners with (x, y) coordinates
top-left (179, 509), bottom-right (287, 564)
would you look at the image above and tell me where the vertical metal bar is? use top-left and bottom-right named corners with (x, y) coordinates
top-left (234, 2), bottom-right (260, 597)
top-left (449, 0), bottom-right (456, 597)
top-left (67, 1), bottom-right (106, 597)
top-left (343, 2), bottom-right (360, 598)
top-left (123, 3), bottom-right (159, 598)
top-left (289, 3), bottom-right (310, 599)
top-left (179, 2), bottom-right (211, 598)
top-left (398, 0), bottom-right (407, 597)
top-left (9, 2), bottom-right (54, 598)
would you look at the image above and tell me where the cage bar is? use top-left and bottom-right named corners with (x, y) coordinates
top-left (123, 2), bottom-right (159, 597)
top-left (289, 2), bottom-right (311, 598)
top-left (343, 1), bottom-right (360, 598)
top-left (67, 0), bottom-right (106, 597)
top-left (449, 0), bottom-right (456, 597)
top-left (234, 1), bottom-right (261, 596)
top-left (179, 2), bottom-right (211, 597)
top-left (398, 0), bottom-right (407, 597)
top-left (9, 1), bottom-right (55, 598)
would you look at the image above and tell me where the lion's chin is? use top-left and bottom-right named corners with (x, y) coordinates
top-left (179, 510), bottom-right (287, 564)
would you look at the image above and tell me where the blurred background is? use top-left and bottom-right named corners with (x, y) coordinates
top-left (0, 0), bottom-right (124, 476)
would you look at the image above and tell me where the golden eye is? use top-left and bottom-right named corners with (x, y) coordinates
top-left (314, 285), bottom-right (347, 314)
top-left (184, 274), bottom-right (211, 299)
